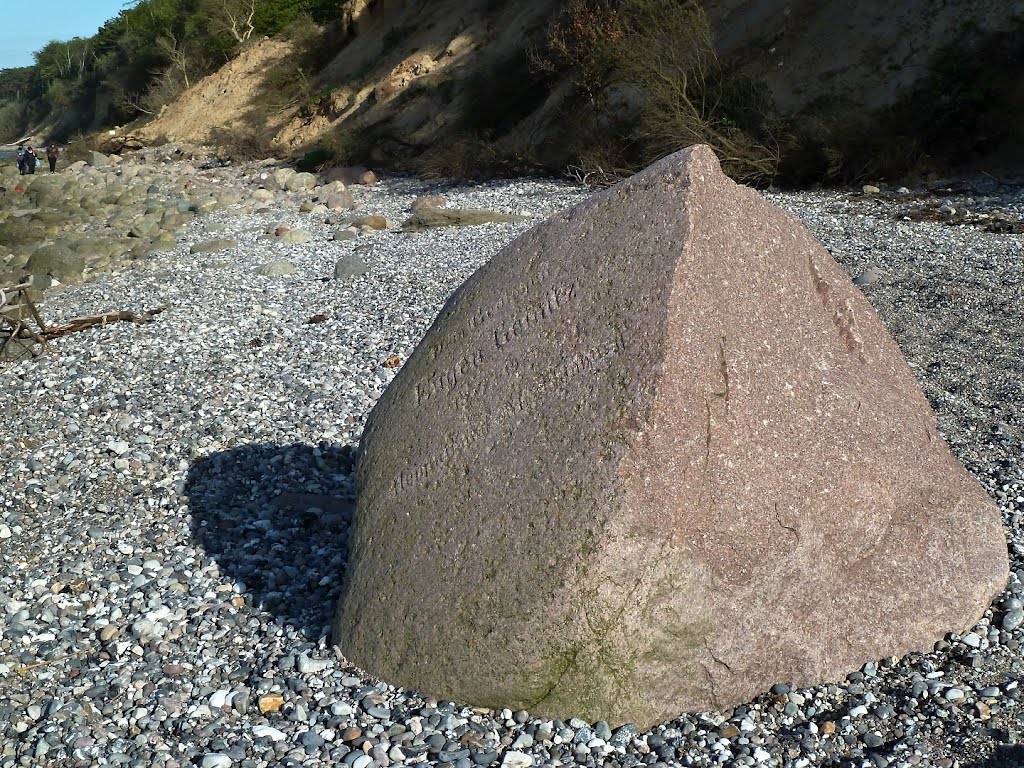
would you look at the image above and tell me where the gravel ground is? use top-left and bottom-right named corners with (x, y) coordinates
top-left (1, 160), bottom-right (1022, 768)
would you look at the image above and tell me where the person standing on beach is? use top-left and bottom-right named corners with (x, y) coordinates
top-left (46, 144), bottom-right (59, 172)
top-left (16, 144), bottom-right (25, 174)
top-left (23, 146), bottom-right (37, 175)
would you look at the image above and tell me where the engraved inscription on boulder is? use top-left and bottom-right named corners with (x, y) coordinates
top-left (333, 145), bottom-right (1008, 729)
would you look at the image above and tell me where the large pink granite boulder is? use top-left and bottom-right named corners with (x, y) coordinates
top-left (333, 145), bottom-right (1008, 728)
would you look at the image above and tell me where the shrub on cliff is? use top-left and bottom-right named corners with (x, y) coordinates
top-left (0, 100), bottom-right (26, 143)
top-left (533, 0), bottom-right (778, 185)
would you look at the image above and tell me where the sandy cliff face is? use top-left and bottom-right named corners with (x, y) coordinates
top-left (706, 0), bottom-right (1021, 111)
top-left (138, 39), bottom-right (296, 146)
top-left (304, 0), bottom-right (564, 157)
top-left (136, 0), bottom-right (563, 156)
top-left (137, 0), bottom-right (1024, 166)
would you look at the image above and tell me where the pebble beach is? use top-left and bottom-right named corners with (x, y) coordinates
top-left (1, 147), bottom-right (1023, 768)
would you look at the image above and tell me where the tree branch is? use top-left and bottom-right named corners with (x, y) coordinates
top-left (1, 284), bottom-right (170, 364)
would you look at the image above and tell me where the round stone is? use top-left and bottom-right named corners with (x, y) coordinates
top-left (1002, 608), bottom-right (1024, 631)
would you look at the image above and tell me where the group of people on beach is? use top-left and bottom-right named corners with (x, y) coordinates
top-left (15, 143), bottom-right (59, 174)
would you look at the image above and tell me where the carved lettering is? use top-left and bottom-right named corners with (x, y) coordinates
top-left (387, 280), bottom-right (588, 499)
top-left (415, 280), bottom-right (582, 407)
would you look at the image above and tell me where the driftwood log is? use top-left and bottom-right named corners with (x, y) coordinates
top-left (0, 283), bottom-right (168, 361)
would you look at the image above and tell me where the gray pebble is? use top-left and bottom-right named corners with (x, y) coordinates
top-left (1002, 608), bottom-right (1024, 630)
top-left (863, 732), bottom-right (884, 748)
top-left (299, 730), bottom-right (325, 748)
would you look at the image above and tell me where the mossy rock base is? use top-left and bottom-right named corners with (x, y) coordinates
top-left (26, 245), bottom-right (85, 282)
top-left (401, 208), bottom-right (529, 231)
top-left (190, 238), bottom-right (238, 254)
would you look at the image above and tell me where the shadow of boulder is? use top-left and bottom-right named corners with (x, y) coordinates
top-left (184, 441), bottom-right (355, 639)
top-left (964, 743), bottom-right (1024, 768)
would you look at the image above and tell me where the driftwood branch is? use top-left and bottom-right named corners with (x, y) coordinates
top-left (1, 284), bottom-right (169, 362)
top-left (39, 305), bottom-right (168, 340)
top-left (15, 646), bottom-right (95, 677)
top-left (20, 289), bottom-right (50, 333)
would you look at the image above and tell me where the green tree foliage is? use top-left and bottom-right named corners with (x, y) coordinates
top-left (0, 67), bottom-right (35, 101)
top-left (0, 0), bottom-right (343, 141)
top-left (34, 38), bottom-right (92, 83)
top-left (0, 99), bottom-right (27, 140)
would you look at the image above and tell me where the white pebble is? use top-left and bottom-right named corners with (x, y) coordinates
top-left (107, 440), bottom-right (131, 456)
top-left (296, 654), bottom-right (331, 674)
top-left (252, 725), bottom-right (287, 742)
top-left (502, 752), bottom-right (535, 768)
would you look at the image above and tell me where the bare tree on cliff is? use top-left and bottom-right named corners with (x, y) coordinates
top-left (205, 0), bottom-right (258, 44)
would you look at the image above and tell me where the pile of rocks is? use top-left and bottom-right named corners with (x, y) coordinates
top-left (0, 145), bottom-right (330, 303)
top-left (0, 144), bottom-right (540, 338)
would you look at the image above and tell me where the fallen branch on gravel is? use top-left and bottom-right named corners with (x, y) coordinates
top-left (0, 283), bottom-right (169, 361)
top-left (15, 646), bottom-right (95, 677)
top-left (37, 304), bottom-right (170, 339)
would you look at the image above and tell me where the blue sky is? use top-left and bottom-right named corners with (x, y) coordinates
top-left (0, 1), bottom-right (130, 70)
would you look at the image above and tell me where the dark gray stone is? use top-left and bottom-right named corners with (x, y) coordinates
top-left (25, 245), bottom-right (84, 282)
top-left (401, 208), bottom-right (529, 232)
top-left (334, 254), bottom-right (368, 281)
